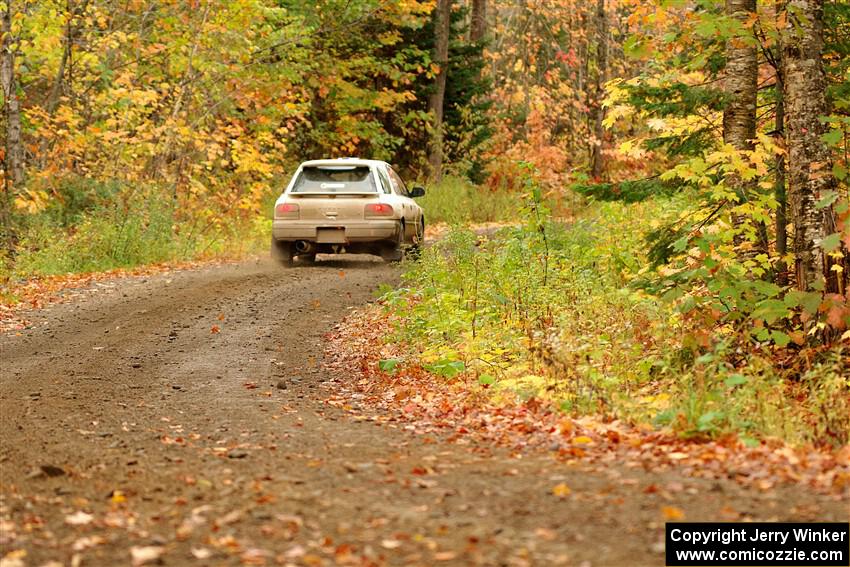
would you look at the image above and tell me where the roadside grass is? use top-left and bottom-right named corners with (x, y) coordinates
top-left (381, 194), bottom-right (850, 447)
top-left (418, 175), bottom-right (518, 224)
top-left (1, 182), bottom-right (272, 286)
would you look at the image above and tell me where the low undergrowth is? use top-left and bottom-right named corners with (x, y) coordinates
top-left (380, 189), bottom-right (849, 448)
top-left (417, 175), bottom-right (519, 224)
top-left (1, 179), bottom-right (272, 286)
top-left (326, 307), bottom-right (850, 493)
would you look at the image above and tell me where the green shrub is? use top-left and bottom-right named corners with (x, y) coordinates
top-left (418, 175), bottom-right (518, 224)
top-left (383, 186), bottom-right (849, 447)
top-left (8, 183), bottom-right (271, 279)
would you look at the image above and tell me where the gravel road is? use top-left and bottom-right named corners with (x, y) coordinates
top-left (1, 257), bottom-right (846, 566)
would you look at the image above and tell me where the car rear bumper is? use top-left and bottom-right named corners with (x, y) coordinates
top-left (272, 220), bottom-right (398, 242)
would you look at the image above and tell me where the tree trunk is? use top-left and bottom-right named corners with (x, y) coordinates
top-left (1, 1), bottom-right (25, 246)
top-left (723, 0), bottom-right (761, 257)
top-left (590, 0), bottom-right (607, 180)
top-left (427, 0), bottom-right (452, 183)
top-left (46, 33), bottom-right (70, 114)
top-left (46, 0), bottom-right (89, 114)
top-left (782, 0), bottom-right (844, 295)
top-left (774, 78), bottom-right (788, 286)
top-left (471, 0), bottom-right (486, 42)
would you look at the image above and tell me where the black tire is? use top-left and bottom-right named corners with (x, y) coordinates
top-left (271, 239), bottom-right (293, 267)
top-left (407, 218), bottom-right (425, 260)
top-left (380, 221), bottom-right (405, 263)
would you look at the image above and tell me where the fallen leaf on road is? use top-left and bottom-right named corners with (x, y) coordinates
top-left (40, 464), bottom-right (66, 477)
top-left (65, 511), bottom-right (94, 526)
top-left (130, 546), bottom-right (164, 566)
top-left (662, 506), bottom-right (685, 520)
top-left (241, 548), bottom-right (268, 565)
top-left (191, 548), bottom-right (212, 560)
top-left (0, 550), bottom-right (26, 567)
top-left (836, 445), bottom-right (850, 466)
top-left (210, 325), bottom-right (220, 334)
top-left (284, 545), bottom-right (306, 559)
top-left (381, 539), bottom-right (402, 549)
top-left (434, 551), bottom-right (458, 561)
top-left (216, 509), bottom-right (243, 526)
top-left (72, 536), bottom-right (105, 551)
top-left (552, 483), bottom-right (571, 497)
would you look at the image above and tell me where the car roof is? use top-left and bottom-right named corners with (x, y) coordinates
top-left (300, 158), bottom-right (387, 168)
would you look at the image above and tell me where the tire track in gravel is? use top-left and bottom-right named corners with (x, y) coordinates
top-left (1, 257), bottom-right (847, 567)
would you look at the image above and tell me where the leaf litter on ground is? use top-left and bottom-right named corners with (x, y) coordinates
top-left (0, 256), bottom-right (251, 333)
top-left (323, 304), bottom-right (850, 496)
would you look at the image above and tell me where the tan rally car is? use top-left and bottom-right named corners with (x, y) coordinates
top-left (271, 158), bottom-right (425, 265)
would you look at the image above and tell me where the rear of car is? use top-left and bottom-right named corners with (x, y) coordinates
top-left (271, 159), bottom-right (423, 265)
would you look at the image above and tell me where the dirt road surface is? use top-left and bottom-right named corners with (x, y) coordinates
top-left (1, 258), bottom-right (847, 566)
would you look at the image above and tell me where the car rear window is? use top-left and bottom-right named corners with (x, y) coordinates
top-left (290, 165), bottom-right (378, 193)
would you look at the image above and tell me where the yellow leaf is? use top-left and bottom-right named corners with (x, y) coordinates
top-left (552, 483), bottom-right (571, 497)
top-left (572, 436), bottom-right (593, 444)
top-left (662, 505), bottom-right (685, 520)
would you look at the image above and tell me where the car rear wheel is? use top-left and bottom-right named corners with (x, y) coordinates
top-left (380, 221), bottom-right (405, 263)
top-left (407, 218), bottom-right (424, 260)
top-left (271, 239), bottom-right (293, 267)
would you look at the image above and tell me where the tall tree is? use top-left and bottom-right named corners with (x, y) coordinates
top-left (590, 0), bottom-right (608, 180)
top-left (1, 0), bottom-right (24, 244)
top-left (428, 0), bottom-right (452, 182)
top-left (774, 74), bottom-right (788, 285)
top-left (782, 0), bottom-right (844, 294)
top-left (723, 0), bottom-right (760, 256)
top-left (470, 0), bottom-right (487, 42)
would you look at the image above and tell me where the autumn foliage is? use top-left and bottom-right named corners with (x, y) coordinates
top-left (1, 0), bottom-right (848, 445)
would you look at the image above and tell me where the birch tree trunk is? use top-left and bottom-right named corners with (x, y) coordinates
top-left (723, 0), bottom-right (760, 258)
top-left (774, 80), bottom-right (788, 286)
top-left (590, 0), bottom-right (608, 180)
top-left (428, 0), bottom-right (452, 183)
top-left (1, 1), bottom-right (24, 246)
top-left (782, 0), bottom-right (844, 294)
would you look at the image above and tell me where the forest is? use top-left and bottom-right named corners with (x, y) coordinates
top-left (1, 0), bottom-right (848, 448)
top-left (1, 1), bottom-right (850, 565)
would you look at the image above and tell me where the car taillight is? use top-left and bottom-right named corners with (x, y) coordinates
top-left (364, 203), bottom-right (393, 217)
top-left (275, 203), bottom-right (299, 219)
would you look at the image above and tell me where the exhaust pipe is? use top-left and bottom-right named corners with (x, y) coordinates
top-left (294, 240), bottom-right (314, 254)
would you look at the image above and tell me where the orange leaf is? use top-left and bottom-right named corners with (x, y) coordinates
top-left (662, 505), bottom-right (685, 520)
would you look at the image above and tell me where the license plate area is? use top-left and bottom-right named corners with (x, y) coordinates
top-left (316, 228), bottom-right (346, 243)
